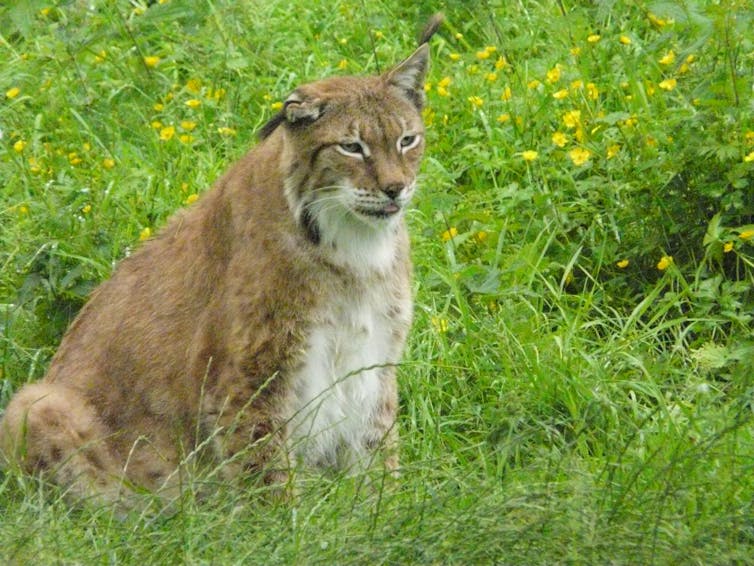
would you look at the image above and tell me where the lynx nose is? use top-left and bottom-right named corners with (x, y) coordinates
top-left (381, 183), bottom-right (405, 200)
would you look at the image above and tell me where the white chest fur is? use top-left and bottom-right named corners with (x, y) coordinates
top-left (286, 281), bottom-right (400, 469)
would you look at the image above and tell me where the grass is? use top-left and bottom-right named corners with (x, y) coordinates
top-left (2, 0), bottom-right (754, 563)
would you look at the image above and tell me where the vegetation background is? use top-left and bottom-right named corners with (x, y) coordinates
top-left (1, 0), bottom-right (753, 563)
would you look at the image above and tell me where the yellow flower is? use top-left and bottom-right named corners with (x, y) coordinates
top-left (211, 88), bottom-right (226, 101)
top-left (185, 98), bottom-right (202, 108)
top-left (743, 151), bottom-right (754, 163)
top-left (497, 113), bottom-right (511, 123)
top-left (81, 204), bottom-right (92, 214)
top-left (570, 80), bottom-right (584, 90)
top-left (527, 79), bottom-right (541, 89)
top-left (619, 35), bottom-right (632, 45)
top-left (17, 204), bottom-right (29, 215)
top-left (658, 78), bottom-right (677, 91)
top-left (454, 33), bottom-right (463, 40)
top-left (217, 126), bottom-right (237, 136)
top-left (13, 140), bottom-right (26, 152)
top-left (621, 116), bottom-right (638, 128)
top-left (723, 242), bottom-right (734, 253)
top-left (373, 30), bottom-right (384, 40)
top-left (551, 132), bottom-right (568, 147)
top-left (657, 255), bottom-right (673, 270)
top-left (270, 101), bottom-right (284, 111)
top-left (436, 86), bottom-right (449, 97)
top-left (68, 152), bottom-right (82, 165)
top-left (659, 50), bottom-right (675, 66)
top-left (139, 227), bottom-right (152, 241)
top-left (159, 125), bottom-right (175, 141)
top-left (151, 120), bottom-right (163, 129)
top-left (521, 150), bottom-right (538, 162)
top-left (570, 47), bottom-right (582, 56)
top-left (476, 231), bottom-right (488, 242)
top-left (337, 59), bottom-right (348, 70)
top-left (103, 158), bottom-right (116, 169)
top-left (441, 227), bottom-right (458, 241)
top-left (431, 316), bottom-right (449, 333)
top-left (495, 56), bottom-right (508, 70)
top-left (468, 96), bottom-right (484, 108)
top-left (500, 86), bottom-right (512, 101)
top-left (740, 230), bottom-right (754, 240)
top-left (607, 144), bottom-right (620, 159)
top-left (438, 76), bottom-right (452, 88)
top-left (545, 65), bottom-right (562, 84)
top-left (449, 53), bottom-right (461, 61)
top-left (424, 82), bottom-right (432, 93)
top-left (616, 259), bottom-right (629, 269)
top-left (485, 72), bottom-right (497, 82)
top-left (186, 78), bottom-right (202, 93)
top-left (586, 83), bottom-right (599, 100)
top-left (587, 34), bottom-right (601, 43)
top-left (179, 134), bottom-right (194, 144)
top-left (475, 46), bottom-right (497, 60)
top-left (143, 56), bottom-right (161, 68)
top-left (552, 89), bottom-right (569, 100)
top-left (648, 13), bottom-right (672, 27)
top-left (185, 194), bottom-right (199, 205)
top-left (153, 102), bottom-right (165, 111)
top-left (568, 147), bottom-right (592, 166)
top-left (562, 109), bottom-right (581, 129)
top-left (6, 87), bottom-right (20, 99)
top-left (180, 120), bottom-right (197, 131)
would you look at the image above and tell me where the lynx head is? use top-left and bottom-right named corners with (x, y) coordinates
top-left (260, 30), bottom-right (437, 270)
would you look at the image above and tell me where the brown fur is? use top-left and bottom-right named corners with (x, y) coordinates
top-left (0, 15), bottom-right (441, 507)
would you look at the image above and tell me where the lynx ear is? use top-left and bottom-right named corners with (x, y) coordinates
top-left (384, 44), bottom-right (430, 109)
top-left (258, 91), bottom-right (326, 139)
top-left (283, 92), bottom-right (325, 124)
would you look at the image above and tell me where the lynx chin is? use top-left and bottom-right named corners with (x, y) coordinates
top-left (0, 14), bottom-right (443, 507)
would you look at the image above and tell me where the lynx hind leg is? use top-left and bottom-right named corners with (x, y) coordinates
top-left (0, 382), bottom-right (125, 504)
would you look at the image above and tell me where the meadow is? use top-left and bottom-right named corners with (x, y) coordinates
top-left (1, 0), bottom-right (753, 563)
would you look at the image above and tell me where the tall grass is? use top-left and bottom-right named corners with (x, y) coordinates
top-left (1, 0), bottom-right (753, 563)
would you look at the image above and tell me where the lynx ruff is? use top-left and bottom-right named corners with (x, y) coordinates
top-left (0, 16), bottom-right (442, 505)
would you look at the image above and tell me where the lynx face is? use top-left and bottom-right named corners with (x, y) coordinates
top-left (261, 47), bottom-right (430, 269)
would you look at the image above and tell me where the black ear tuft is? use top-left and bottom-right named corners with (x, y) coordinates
top-left (418, 13), bottom-right (443, 46)
top-left (259, 111), bottom-right (286, 140)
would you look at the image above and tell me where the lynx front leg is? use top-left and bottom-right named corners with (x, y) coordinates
top-left (361, 368), bottom-right (400, 475)
top-left (0, 382), bottom-right (127, 504)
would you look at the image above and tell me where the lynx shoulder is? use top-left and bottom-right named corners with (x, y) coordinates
top-left (0, 15), bottom-right (442, 506)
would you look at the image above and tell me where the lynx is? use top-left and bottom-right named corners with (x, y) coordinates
top-left (0, 15), bottom-right (442, 506)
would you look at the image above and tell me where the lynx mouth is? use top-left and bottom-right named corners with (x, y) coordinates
top-left (356, 202), bottom-right (401, 219)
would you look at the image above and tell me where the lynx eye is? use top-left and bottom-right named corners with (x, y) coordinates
top-left (337, 141), bottom-right (366, 158)
top-left (398, 134), bottom-right (420, 152)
